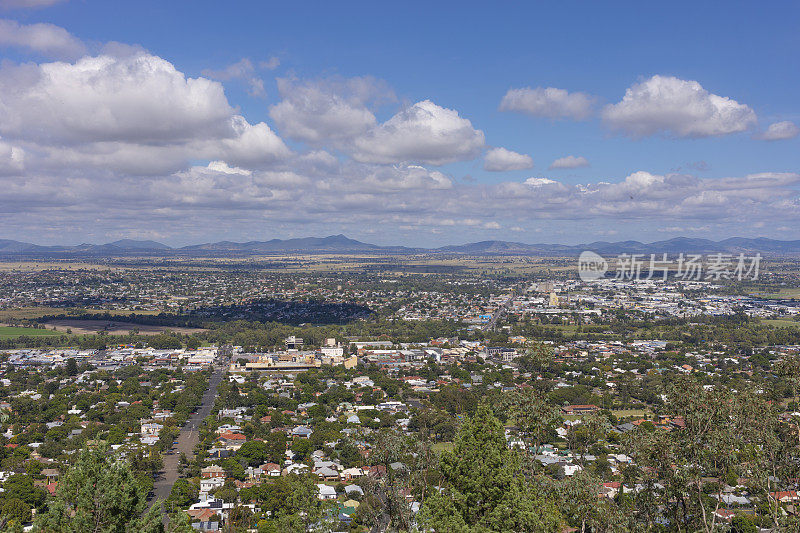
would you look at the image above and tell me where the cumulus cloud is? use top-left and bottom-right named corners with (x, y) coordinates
top-left (549, 155), bottom-right (589, 169)
top-left (0, 51), bottom-right (290, 174)
top-left (483, 147), bottom-right (533, 171)
top-left (0, 53), bottom-right (236, 143)
top-left (602, 75), bottom-right (756, 138)
top-left (755, 121), bottom-right (799, 141)
top-left (269, 76), bottom-right (390, 145)
top-left (0, 18), bottom-right (85, 59)
top-left (352, 100), bottom-right (485, 165)
top-left (500, 86), bottom-right (595, 120)
top-left (202, 58), bottom-right (268, 97)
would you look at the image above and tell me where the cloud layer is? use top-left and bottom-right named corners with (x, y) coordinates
top-left (0, 19), bottom-right (795, 245)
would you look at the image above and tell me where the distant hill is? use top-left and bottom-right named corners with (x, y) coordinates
top-left (1, 235), bottom-right (800, 257)
top-left (181, 234), bottom-right (392, 253)
top-left (107, 239), bottom-right (171, 250)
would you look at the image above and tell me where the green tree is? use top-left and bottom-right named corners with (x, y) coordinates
top-left (34, 445), bottom-right (163, 533)
top-left (166, 479), bottom-right (198, 511)
top-left (2, 498), bottom-right (32, 526)
top-left (421, 403), bottom-right (561, 532)
top-left (3, 474), bottom-right (46, 509)
top-left (65, 358), bottom-right (78, 377)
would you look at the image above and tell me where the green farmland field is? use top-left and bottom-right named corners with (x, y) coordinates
top-left (0, 326), bottom-right (63, 338)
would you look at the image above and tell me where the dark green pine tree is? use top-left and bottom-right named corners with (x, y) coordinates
top-left (34, 445), bottom-right (163, 533)
top-left (421, 403), bottom-right (562, 532)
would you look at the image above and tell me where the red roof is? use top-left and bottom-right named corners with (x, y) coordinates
top-left (218, 432), bottom-right (246, 440)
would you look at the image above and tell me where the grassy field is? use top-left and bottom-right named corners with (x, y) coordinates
top-left (752, 287), bottom-right (800, 299)
top-left (761, 318), bottom-right (800, 328)
top-left (0, 326), bottom-right (62, 338)
top-left (431, 442), bottom-right (454, 454)
top-left (0, 307), bottom-right (161, 321)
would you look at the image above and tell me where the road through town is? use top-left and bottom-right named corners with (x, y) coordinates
top-left (150, 364), bottom-right (226, 517)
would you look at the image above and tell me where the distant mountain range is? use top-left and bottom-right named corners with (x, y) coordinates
top-left (2, 235), bottom-right (800, 257)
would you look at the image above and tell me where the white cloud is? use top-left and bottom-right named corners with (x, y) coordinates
top-left (524, 177), bottom-right (558, 187)
top-left (755, 121), bottom-right (799, 141)
top-left (352, 100), bottom-right (485, 165)
top-left (0, 51), bottom-right (290, 174)
top-left (0, 141), bottom-right (24, 175)
top-left (269, 77), bottom-right (391, 145)
top-left (0, 0), bottom-right (64, 9)
top-left (202, 58), bottom-right (266, 97)
top-left (0, 53), bottom-right (235, 143)
top-left (549, 155), bottom-right (589, 169)
top-left (602, 75), bottom-right (756, 138)
top-left (0, 18), bottom-right (85, 59)
top-left (483, 147), bottom-right (533, 171)
top-left (500, 86), bottom-right (595, 120)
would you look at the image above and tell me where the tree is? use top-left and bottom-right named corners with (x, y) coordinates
top-left (730, 514), bottom-right (758, 533)
top-left (2, 498), bottom-right (32, 526)
top-left (166, 479), bottom-right (198, 511)
top-left (34, 444), bottom-right (163, 533)
top-left (236, 440), bottom-right (268, 467)
top-left (3, 474), bottom-right (46, 510)
top-left (501, 388), bottom-right (561, 453)
top-left (421, 403), bottom-right (561, 532)
top-left (65, 358), bottom-right (78, 377)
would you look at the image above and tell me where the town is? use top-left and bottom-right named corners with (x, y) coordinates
top-left (0, 254), bottom-right (798, 532)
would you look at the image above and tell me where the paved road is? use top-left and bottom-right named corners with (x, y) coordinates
top-left (150, 364), bottom-right (226, 515)
top-left (483, 286), bottom-right (518, 331)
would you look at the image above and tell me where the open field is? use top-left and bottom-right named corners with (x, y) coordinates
top-left (0, 326), bottom-right (62, 338)
top-left (431, 442), bottom-right (454, 454)
top-left (750, 287), bottom-right (800, 299)
top-left (761, 318), bottom-right (800, 328)
top-left (0, 307), bottom-right (162, 321)
top-left (42, 319), bottom-right (206, 336)
top-left (0, 261), bottom-right (119, 272)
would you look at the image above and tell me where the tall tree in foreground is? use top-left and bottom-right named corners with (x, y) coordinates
top-left (34, 445), bottom-right (163, 533)
top-left (421, 403), bottom-right (561, 532)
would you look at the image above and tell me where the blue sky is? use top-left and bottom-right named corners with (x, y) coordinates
top-left (0, 0), bottom-right (798, 246)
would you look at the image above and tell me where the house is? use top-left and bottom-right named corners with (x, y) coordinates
top-left (345, 484), bottom-right (364, 497)
top-left (714, 509), bottom-right (735, 522)
top-left (41, 468), bottom-right (60, 483)
top-left (187, 509), bottom-right (217, 522)
top-left (315, 466), bottom-right (339, 482)
top-left (562, 405), bottom-right (600, 416)
top-left (191, 521), bottom-right (220, 532)
top-left (201, 465), bottom-right (226, 479)
top-left (217, 432), bottom-right (246, 451)
top-left (261, 463), bottom-right (282, 477)
top-left (317, 484), bottom-right (337, 500)
top-left (200, 477), bottom-right (225, 494)
top-left (292, 426), bottom-right (313, 438)
top-left (770, 491), bottom-right (799, 503)
top-left (340, 467), bottom-right (365, 481)
top-left (141, 423), bottom-right (163, 437)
